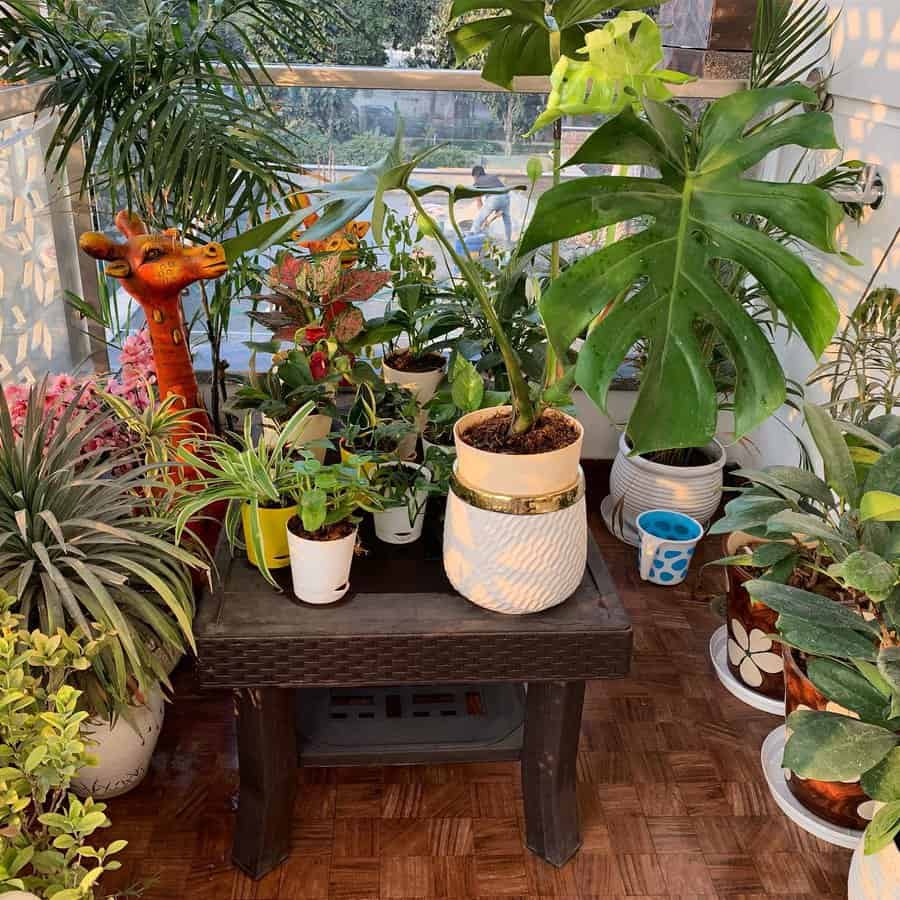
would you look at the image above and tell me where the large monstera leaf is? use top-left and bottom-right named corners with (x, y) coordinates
top-left (447, 0), bottom-right (659, 89)
top-left (520, 84), bottom-right (844, 454)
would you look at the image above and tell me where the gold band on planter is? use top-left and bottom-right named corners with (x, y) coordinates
top-left (450, 468), bottom-right (585, 516)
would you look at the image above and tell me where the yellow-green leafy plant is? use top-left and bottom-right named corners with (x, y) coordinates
top-left (0, 590), bottom-right (126, 899)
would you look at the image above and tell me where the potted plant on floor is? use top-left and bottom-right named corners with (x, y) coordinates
top-left (231, 343), bottom-right (339, 462)
top-left (369, 461), bottom-right (435, 545)
top-left (519, 82), bottom-right (848, 526)
top-left (0, 383), bottom-right (205, 799)
top-left (174, 402), bottom-right (317, 588)
top-left (285, 454), bottom-right (382, 605)
top-left (709, 404), bottom-right (900, 711)
top-left (744, 536), bottom-right (900, 898)
top-left (0, 590), bottom-right (128, 899)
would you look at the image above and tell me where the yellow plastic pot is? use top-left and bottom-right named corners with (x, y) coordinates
top-left (340, 441), bottom-right (377, 479)
top-left (241, 503), bottom-right (296, 570)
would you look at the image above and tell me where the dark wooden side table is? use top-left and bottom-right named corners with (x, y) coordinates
top-left (195, 521), bottom-right (632, 880)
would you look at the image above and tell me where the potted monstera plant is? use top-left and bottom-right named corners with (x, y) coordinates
top-left (520, 84), bottom-right (847, 530)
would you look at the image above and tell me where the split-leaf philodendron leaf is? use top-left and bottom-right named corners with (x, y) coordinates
top-left (527, 12), bottom-right (692, 134)
top-left (520, 84), bottom-right (844, 455)
top-left (447, 0), bottom-right (660, 90)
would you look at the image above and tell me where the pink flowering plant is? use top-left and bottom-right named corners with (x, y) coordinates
top-left (2, 330), bottom-right (157, 456)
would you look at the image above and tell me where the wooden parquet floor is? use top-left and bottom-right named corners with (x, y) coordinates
top-left (100, 469), bottom-right (852, 899)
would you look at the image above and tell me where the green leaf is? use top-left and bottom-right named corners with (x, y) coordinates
top-left (807, 658), bottom-right (890, 723)
top-left (878, 646), bottom-right (900, 695)
top-left (861, 491), bottom-right (900, 523)
top-left (776, 614), bottom-right (878, 661)
top-left (764, 465), bottom-right (835, 508)
top-left (765, 510), bottom-right (846, 549)
top-left (862, 747), bottom-right (900, 802)
top-left (300, 489), bottom-right (327, 534)
top-left (804, 402), bottom-right (859, 505)
top-left (784, 709), bottom-right (898, 781)
top-left (865, 447), bottom-right (900, 496)
top-left (827, 551), bottom-right (898, 603)
top-left (745, 579), bottom-right (881, 636)
top-left (523, 85), bottom-right (842, 454)
top-left (864, 800), bottom-right (900, 855)
top-left (450, 357), bottom-right (485, 413)
top-left (527, 13), bottom-right (693, 134)
top-left (751, 542), bottom-right (796, 568)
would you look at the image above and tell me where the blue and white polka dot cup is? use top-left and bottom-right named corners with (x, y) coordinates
top-left (636, 509), bottom-right (703, 586)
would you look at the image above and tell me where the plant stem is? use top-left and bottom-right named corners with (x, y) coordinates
top-left (407, 190), bottom-right (535, 433)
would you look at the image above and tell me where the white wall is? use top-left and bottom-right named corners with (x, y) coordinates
top-left (749, 1), bottom-right (900, 466)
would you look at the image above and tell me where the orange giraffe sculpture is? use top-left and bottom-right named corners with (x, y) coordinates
top-left (80, 211), bottom-right (228, 564)
top-left (79, 210), bottom-right (228, 435)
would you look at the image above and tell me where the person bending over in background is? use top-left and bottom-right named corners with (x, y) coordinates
top-left (470, 165), bottom-right (512, 242)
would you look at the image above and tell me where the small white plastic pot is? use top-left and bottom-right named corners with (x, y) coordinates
top-left (287, 522), bottom-right (358, 605)
top-left (382, 356), bottom-right (446, 404)
top-left (849, 832), bottom-right (898, 899)
top-left (454, 406), bottom-right (583, 497)
top-left (422, 433), bottom-right (456, 459)
top-left (72, 687), bottom-right (165, 800)
top-left (373, 462), bottom-right (432, 544)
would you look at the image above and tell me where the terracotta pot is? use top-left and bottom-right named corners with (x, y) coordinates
top-left (287, 522), bottom-right (358, 605)
top-left (72, 688), bottom-right (165, 800)
top-left (724, 532), bottom-right (785, 701)
top-left (453, 406), bottom-right (583, 497)
top-left (382, 356), bottom-right (446, 404)
top-left (783, 647), bottom-right (871, 830)
top-left (849, 834), bottom-right (900, 899)
top-left (609, 433), bottom-right (725, 529)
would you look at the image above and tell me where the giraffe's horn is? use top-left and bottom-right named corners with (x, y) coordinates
top-left (115, 210), bottom-right (148, 239)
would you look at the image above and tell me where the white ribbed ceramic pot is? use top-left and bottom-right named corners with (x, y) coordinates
top-left (849, 835), bottom-right (899, 899)
top-left (443, 472), bottom-right (587, 615)
top-left (382, 358), bottom-right (446, 404)
top-left (72, 688), bottom-right (165, 800)
top-left (288, 524), bottom-right (358, 605)
top-left (609, 433), bottom-right (725, 529)
top-left (454, 407), bottom-right (584, 496)
top-left (262, 413), bottom-right (332, 462)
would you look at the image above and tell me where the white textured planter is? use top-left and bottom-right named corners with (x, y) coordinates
top-left (454, 406), bottom-right (584, 496)
top-left (382, 358), bottom-right (446, 404)
top-left (288, 524), bottom-right (357, 605)
top-left (1, 893), bottom-right (42, 899)
top-left (262, 413), bottom-right (332, 461)
top-left (373, 462), bottom-right (432, 544)
top-left (72, 688), bottom-right (164, 799)
top-left (444, 471), bottom-right (587, 614)
top-left (849, 834), bottom-right (899, 899)
top-left (609, 432), bottom-right (725, 530)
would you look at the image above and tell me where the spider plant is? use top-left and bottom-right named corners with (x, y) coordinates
top-left (0, 383), bottom-right (205, 718)
top-left (173, 401), bottom-right (316, 587)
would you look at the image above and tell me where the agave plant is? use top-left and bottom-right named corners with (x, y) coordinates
top-left (0, 384), bottom-right (205, 716)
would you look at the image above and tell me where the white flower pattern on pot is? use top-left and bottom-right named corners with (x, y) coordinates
top-left (727, 619), bottom-right (783, 688)
top-left (857, 799), bottom-right (882, 821)
top-left (784, 702), bottom-right (861, 783)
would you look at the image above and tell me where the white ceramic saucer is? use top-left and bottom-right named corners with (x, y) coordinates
top-left (761, 725), bottom-right (863, 849)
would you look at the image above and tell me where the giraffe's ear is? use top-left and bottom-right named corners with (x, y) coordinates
top-left (80, 231), bottom-right (122, 261)
top-left (104, 260), bottom-right (133, 278)
top-left (115, 210), bottom-right (147, 239)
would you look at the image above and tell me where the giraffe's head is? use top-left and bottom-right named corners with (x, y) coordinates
top-left (79, 211), bottom-right (228, 305)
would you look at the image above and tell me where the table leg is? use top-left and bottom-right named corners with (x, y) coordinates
top-left (232, 688), bottom-right (297, 880)
top-left (522, 680), bottom-right (586, 867)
